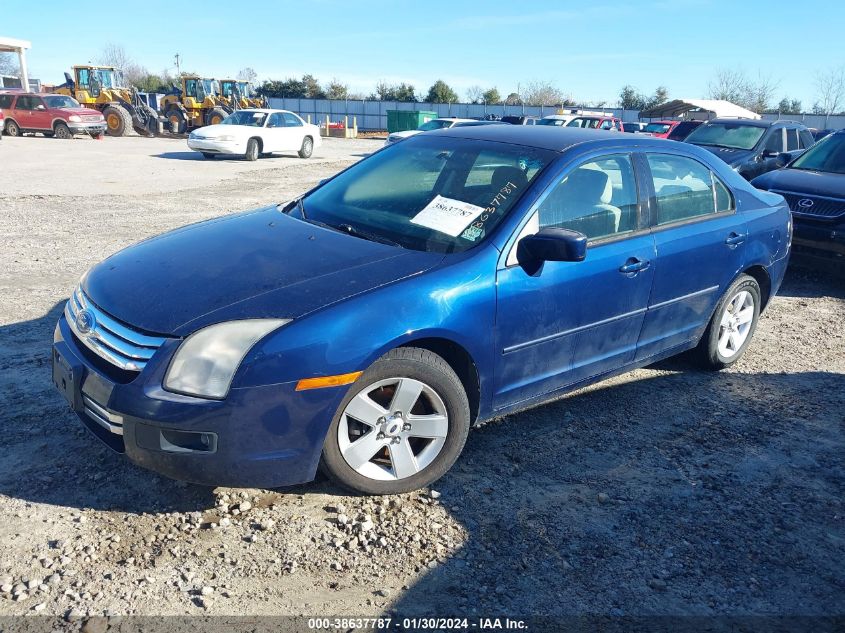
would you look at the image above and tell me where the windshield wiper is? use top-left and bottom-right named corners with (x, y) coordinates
top-left (337, 223), bottom-right (403, 248)
top-left (695, 142), bottom-right (741, 150)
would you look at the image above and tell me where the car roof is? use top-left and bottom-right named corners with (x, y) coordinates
top-left (704, 118), bottom-right (803, 128)
top-left (428, 124), bottom-right (678, 151)
top-left (238, 108), bottom-right (292, 114)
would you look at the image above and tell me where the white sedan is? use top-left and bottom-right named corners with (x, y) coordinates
top-left (187, 109), bottom-right (321, 161)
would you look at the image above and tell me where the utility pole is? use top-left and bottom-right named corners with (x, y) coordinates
top-left (174, 53), bottom-right (181, 77)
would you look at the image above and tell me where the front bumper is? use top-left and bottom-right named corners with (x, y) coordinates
top-left (69, 121), bottom-right (107, 135)
top-left (53, 314), bottom-right (346, 488)
top-left (187, 138), bottom-right (244, 155)
top-left (793, 220), bottom-right (845, 259)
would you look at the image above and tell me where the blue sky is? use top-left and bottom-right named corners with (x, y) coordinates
top-left (3, 0), bottom-right (843, 107)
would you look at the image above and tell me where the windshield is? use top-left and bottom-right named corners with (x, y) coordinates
top-left (685, 122), bottom-right (766, 150)
top-left (644, 122), bottom-right (672, 134)
top-left (199, 79), bottom-right (218, 98)
top-left (238, 82), bottom-right (253, 97)
top-left (790, 133), bottom-right (845, 174)
top-left (418, 120), bottom-right (453, 131)
top-left (221, 81), bottom-right (234, 97)
top-left (43, 95), bottom-right (80, 108)
top-left (536, 118), bottom-right (566, 126)
top-left (296, 135), bottom-right (556, 253)
top-left (221, 111), bottom-right (267, 126)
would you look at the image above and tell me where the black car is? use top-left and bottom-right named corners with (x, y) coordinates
top-left (501, 115), bottom-right (537, 125)
top-left (666, 120), bottom-right (703, 141)
top-left (684, 118), bottom-right (815, 180)
top-left (752, 130), bottom-right (845, 266)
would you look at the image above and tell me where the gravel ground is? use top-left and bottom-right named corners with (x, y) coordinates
top-left (0, 134), bottom-right (843, 623)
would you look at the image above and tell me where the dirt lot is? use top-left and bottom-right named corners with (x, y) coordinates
top-left (0, 133), bottom-right (843, 624)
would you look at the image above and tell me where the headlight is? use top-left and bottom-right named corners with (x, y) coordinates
top-left (68, 115), bottom-right (81, 122)
top-left (164, 319), bottom-right (290, 399)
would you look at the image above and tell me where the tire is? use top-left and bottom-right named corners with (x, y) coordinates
top-left (165, 108), bottom-right (187, 134)
top-left (102, 105), bottom-right (132, 137)
top-left (205, 107), bottom-right (228, 127)
top-left (320, 347), bottom-right (471, 495)
top-left (245, 138), bottom-right (260, 161)
top-left (5, 120), bottom-right (20, 137)
top-left (54, 122), bottom-right (73, 140)
top-left (298, 135), bottom-right (314, 159)
top-left (694, 274), bottom-right (761, 370)
top-left (201, 152), bottom-right (216, 159)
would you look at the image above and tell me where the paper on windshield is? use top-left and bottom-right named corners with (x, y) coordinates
top-left (410, 195), bottom-right (485, 237)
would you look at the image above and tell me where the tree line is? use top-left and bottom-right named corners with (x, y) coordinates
top-left (3, 46), bottom-right (844, 115)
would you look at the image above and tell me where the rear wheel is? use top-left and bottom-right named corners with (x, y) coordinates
top-left (695, 274), bottom-right (761, 369)
top-left (298, 135), bottom-right (314, 158)
top-left (5, 120), bottom-right (20, 137)
top-left (165, 108), bottom-right (187, 134)
top-left (245, 138), bottom-right (260, 161)
top-left (102, 105), bottom-right (132, 137)
top-left (54, 122), bottom-right (73, 140)
top-left (205, 107), bottom-right (228, 126)
top-left (320, 347), bottom-right (470, 495)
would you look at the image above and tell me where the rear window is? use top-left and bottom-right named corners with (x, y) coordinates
top-left (0, 94), bottom-right (13, 109)
top-left (667, 122), bottom-right (700, 141)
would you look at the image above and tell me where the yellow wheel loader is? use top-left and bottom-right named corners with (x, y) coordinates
top-left (54, 66), bottom-right (159, 137)
top-left (220, 79), bottom-right (268, 110)
top-left (159, 76), bottom-right (231, 133)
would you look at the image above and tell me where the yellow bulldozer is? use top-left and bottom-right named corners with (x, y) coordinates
top-left (219, 79), bottom-right (268, 110)
top-left (55, 65), bottom-right (159, 137)
top-left (159, 76), bottom-right (231, 133)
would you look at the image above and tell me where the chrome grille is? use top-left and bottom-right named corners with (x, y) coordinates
top-left (83, 395), bottom-right (124, 435)
top-left (773, 190), bottom-right (845, 220)
top-left (65, 287), bottom-right (167, 372)
top-left (82, 115), bottom-right (102, 122)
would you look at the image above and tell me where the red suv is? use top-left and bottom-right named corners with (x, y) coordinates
top-left (0, 92), bottom-right (106, 139)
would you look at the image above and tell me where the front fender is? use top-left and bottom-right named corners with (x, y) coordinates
top-left (232, 246), bottom-right (499, 413)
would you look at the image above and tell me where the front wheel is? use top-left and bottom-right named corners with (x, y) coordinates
top-left (54, 122), bottom-right (73, 140)
top-left (298, 135), bottom-right (313, 159)
top-left (245, 138), bottom-right (260, 161)
top-left (320, 347), bottom-right (470, 495)
top-left (695, 274), bottom-right (761, 369)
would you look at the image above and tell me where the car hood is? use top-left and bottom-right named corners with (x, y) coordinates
top-left (82, 207), bottom-right (443, 336)
top-left (752, 167), bottom-right (845, 198)
top-left (60, 107), bottom-right (102, 117)
top-left (691, 144), bottom-right (754, 166)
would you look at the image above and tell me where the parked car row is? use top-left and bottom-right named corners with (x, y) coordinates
top-left (0, 90), bottom-right (107, 139)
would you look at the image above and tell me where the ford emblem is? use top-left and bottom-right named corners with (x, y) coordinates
top-left (75, 309), bottom-right (96, 335)
top-left (797, 198), bottom-right (814, 208)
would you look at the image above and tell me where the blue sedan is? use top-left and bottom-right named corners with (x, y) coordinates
top-left (52, 126), bottom-right (791, 494)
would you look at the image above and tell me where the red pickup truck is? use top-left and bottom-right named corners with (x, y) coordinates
top-left (0, 91), bottom-right (106, 138)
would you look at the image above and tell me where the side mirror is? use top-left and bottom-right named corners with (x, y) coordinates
top-left (517, 228), bottom-right (587, 274)
top-left (775, 152), bottom-right (792, 168)
top-left (35, 104), bottom-right (46, 111)
top-left (761, 149), bottom-right (779, 159)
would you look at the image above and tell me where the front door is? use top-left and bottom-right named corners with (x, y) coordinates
top-left (494, 153), bottom-right (656, 409)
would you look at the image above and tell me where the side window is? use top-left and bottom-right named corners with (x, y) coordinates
top-left (536, 154), bottom-right (639, 241)
top-left (77, 68), bottom-right (90, 88)
top-left (786, 128), bottom-right (799, 151)
top-left (266, 113), bottom-right (284, 128)
top-left (799, 130), bottom-right (814, 149)
top-left (282, 112), bottom-right (303, 127)
top-left (714, 174), bottom-right (733, 213)
top-left (15, 96), bottom-right (35, 110)
top-left (765, 129), bottom-right (784, 153)
top-left (647, 154), bottom-right (720, 225)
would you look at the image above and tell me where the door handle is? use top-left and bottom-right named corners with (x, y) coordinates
top-left (619, 258), bottom-right (650, 274)
top-left (725, 232), bottom-right (746, 246)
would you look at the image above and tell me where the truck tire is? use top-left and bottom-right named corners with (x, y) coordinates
top-left (205, 107), bottom-right (228, 126)
top-left (165, 108), bottom-right (187, 134)
top-left (103, 105), bottom-right (132, 137)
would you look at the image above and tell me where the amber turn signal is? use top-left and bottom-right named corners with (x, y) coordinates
top-left (295, 371), bottom-right (363, 391)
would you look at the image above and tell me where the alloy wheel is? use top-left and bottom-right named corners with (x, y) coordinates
top-left (338, 377), bottom-right (449, 481)
top-left (717, 290), bottom-right (755, 358)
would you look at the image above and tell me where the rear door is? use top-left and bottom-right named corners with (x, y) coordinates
top-left (13, 95), bottom-right (47, 130)
top-left (494, 152), bottom-right (656, 408)
top-left (636, 152), bottom-right (746, 360)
